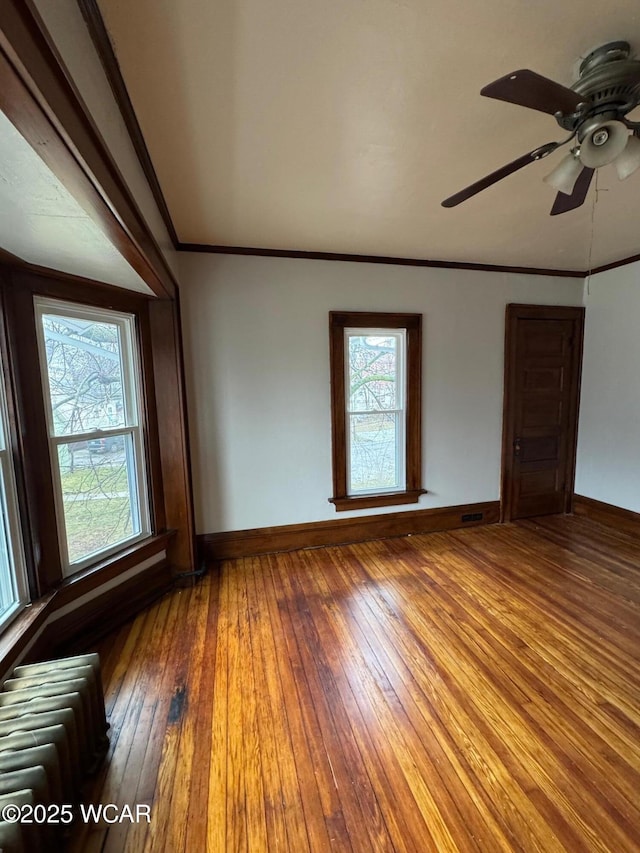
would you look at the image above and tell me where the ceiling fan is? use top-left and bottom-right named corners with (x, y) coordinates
top-left (442, 41), bottom-right (640, 215)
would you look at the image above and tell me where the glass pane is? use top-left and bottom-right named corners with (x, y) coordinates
top-left (348, 412), bottom-right (399, 492)
top-left (348, 334), bottom-right (398, 412)
top-left (57, 436), bottom-right (141, 565)
top-left (0, 461), bottom-right (18, 617)
top-left (41, 313), bottom-right (126, 436)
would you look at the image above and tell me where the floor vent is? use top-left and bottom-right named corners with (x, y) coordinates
top-left (0, 653), bottom-right (109, 851)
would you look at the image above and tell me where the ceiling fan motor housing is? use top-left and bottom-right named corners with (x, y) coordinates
top-left (556, 41), bottom-right (640, 132)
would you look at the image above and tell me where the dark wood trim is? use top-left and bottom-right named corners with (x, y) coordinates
top-left (147, 298), bottom-right (197, 571)
top-left (137, 306), bottom-right (166, 535)
top-left (0, 533), bottom-right (173, 675)
top-left (5, 265), bottom-right (151, 313)
top-left (178, 243), bottom-right (586, 278)
top-left (0, 595), bottom-right (52, 679)
top-left (28, 555), bottom-right (172, 659)
top-left (500, 304), bottom-right (585, 523)
top-left (328, 311), bottom-right (423, 330)
top-left (329, 312), bottom-right (423, 510)
top-left (329, 489), bottom-right (427, 512)
top-left (0, 247), bottom-right (28, 267)
top-left (51, 532), bottom-right (173, 611)
top-left (3, 272), bottom-right (62, 593)
top-left (77, 0), bottom-right (179, 248)
top-left (405, 315), bottom-right (423, 497)
top-left (199, 500), bottom-right (500, 560)
top-left (178, 244), bottom-right (640, 279)
top-left (0, 276), bottom-right (38, 597)
top-left (573, 495), bottom-right (640, 538)
top-left (0, 0), bottom-right (177, 298)
top-left (565, 309), bottom-right (585, 517)
top-left (0, 245), bottom-right (156, 300)
top-left (589, 252), bottom-right (640, 276)
top-left (329, 312), bottom-right (347, 499)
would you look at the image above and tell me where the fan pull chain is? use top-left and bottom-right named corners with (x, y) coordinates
top-left (585, 171), bottom-right (606, 296)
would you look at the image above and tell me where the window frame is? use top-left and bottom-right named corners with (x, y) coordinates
top-left (0, 344), bottom-right (28, 632)
top-left (329, 311), bottom-right (425, 511)
top-left (34, 296), bottom-right (151, 575)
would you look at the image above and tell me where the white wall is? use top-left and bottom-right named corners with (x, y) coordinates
top-left (575, 262), bottom-right (640, 513)
top-left (179, 253), bottom-right (584, 533)
top-left (32, 0), bottom-right (179, 279)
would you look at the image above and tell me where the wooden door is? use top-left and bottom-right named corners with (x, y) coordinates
top-left (501, 304), bottom-right (584, 521)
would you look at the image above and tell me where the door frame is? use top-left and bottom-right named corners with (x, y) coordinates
top-left (500, 304), bottom-right (585, 523)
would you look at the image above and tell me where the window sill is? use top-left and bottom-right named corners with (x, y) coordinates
top-left (0, 531), bottom-right (175, 676)
top-left (54, 531), bottom-right (175, 608)
top-left (329, 489), bottom-right (427, 512)
top-left (0, 596), bottom-right (53, 678)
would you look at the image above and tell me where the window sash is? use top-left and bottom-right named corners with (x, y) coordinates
top-left (344, 328), bottom-right (407, 496)
top-left (345, 328), bottom-right (405, 413)
top-left (34, 297), bottom-right (150, 575)
top-left (346, 411), bottom-right (406, 496)
top-left (36, 301), bottom-right (141, 438)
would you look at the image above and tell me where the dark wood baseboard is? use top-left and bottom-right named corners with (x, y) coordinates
top-left (0, 537), bottom-right (175, 676)
top-left (573, 495), bottom-right (640, 538)
top-left (27, 557), bottom-right (173, 660)
top-left (199, 501), bottom-right (500, 561)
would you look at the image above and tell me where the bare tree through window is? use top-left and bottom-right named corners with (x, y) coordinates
top-left (347, 334), bottom-right (402, 492)
top-left (37, 302), bottom-right (148, 570)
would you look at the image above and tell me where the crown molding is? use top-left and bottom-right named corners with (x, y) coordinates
top-left (588, 252), bottom-right (640, 276)
top-left (176, 243), bottom-right (588, 278)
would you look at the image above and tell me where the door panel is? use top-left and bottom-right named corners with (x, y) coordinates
top-left (522, 398), bottom-right (562, 428)
top-left (502, 305), bottom-right (584, 521)
top-left (519, 468), bottom-right (560, 496)
top-left (519, 435), bottom-right (559, 463)
top-left (523, 367), bottom-right (564, 390)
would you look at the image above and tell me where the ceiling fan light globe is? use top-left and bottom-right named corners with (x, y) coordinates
top-left (543, 152), bottom-right (583, 195)
top-left (613, 134), bottom-right (640, 180)
top-left (579, 120), bottom-right (629, 168)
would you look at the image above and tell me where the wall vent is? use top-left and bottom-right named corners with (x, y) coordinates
top-left (461, 512), bottom-right (484, 523)
top-left (0, 653), bottom-right (109, 850)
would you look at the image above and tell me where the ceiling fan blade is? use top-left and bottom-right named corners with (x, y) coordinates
top-left (481, 70), bottom-right (584, 116)
top-left (550, 167), bottom-right (594, 215)
top-left (441, 142), bottom-right (558, 208)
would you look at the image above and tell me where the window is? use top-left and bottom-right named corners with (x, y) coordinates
top-left (329, 311), bottom-right (424, 511)
top-left (0, 352), bottom-right (28, 630)
top-left (35, 298), bottom-right (150, 574)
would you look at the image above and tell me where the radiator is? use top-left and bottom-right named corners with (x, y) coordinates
top-left (0, 653), bottom-right (109, 852)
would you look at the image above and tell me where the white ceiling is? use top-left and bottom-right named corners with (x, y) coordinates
top-left (97, 0), bottom-right (640, 270)
top-left (0, 110), bottom-right (152, 293)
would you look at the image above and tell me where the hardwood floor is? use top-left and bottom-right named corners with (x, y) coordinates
top-left (70, 515), bottom-right (640, 852)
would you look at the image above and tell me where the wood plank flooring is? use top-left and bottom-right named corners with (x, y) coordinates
top-left (69, 515), bottom-right (640, 852)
